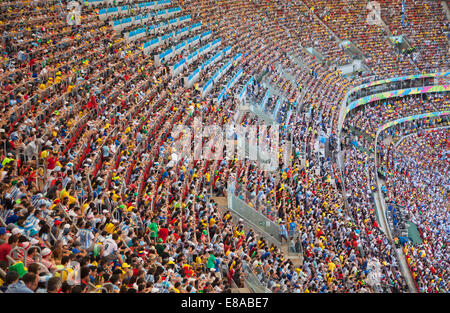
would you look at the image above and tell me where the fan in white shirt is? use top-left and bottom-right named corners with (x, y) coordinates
top-left (102, 233), bottom-right (119, 257)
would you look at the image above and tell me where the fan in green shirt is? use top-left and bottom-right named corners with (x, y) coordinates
top-left (206, 253), bottom-right (216, 270)
top-left (155, 238), bottom-right (165, 256)
top-left (148, 219), bottom-right (158, 239)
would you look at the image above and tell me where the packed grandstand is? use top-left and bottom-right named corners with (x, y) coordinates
top-left (0, 0), bottom-right (448, 294)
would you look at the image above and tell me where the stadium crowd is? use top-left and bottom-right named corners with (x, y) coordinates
top-left (341, 94), bottom-right (450, 293)
top-left (0, 0), bottom-right (448, 294)
top-left (379, 126), bottom-right (449, 292)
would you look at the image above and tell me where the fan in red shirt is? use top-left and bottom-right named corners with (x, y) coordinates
top-left (47, 154), bottom-right (58, 170)
top-left (87, 93), bottom-right (97, 110)
top-left (157, 224), bottom-right (169, 243)
top-left (0, 230), bottom-right (19, 262)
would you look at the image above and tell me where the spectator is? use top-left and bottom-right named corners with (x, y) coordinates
top-left (6, 272), bottom-right (39, 293)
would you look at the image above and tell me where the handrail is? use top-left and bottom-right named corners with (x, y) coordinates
top-left (32, 262), bottom-right (51, 274)
top-left (225, 202), bottom-right (281, 249)
top-left (0, 267), bottom-right (6, 279)
top-left (101, 282), bottom-right (115, 293)
top-left (241, 261), bottom-right (272, 293)
top-left (8, 247), bottom-right (26, 265)
top-left (227, 185), bottom-right (282, 248)
top-left (6, 255), bottom-right (16, 267)
top-left (0, 216), bottom-right (6, 227)
top-left (87, 282), bottom-right (99, 293)
top-left (57, 204), bottom-right (79, 233)
top-left (24, 245), bottom-right (42, 266)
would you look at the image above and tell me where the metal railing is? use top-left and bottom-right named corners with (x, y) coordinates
top-left (227, 184), bottom-right (282, 247)
top-left (287, 233), bottom-right (303, 257)
top-left (241, 261), bottom-right (272, 293)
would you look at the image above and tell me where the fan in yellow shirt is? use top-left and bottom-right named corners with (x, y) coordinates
top-left (112, 191), bottom-right (119, 202)
top-left (55, 265), bottom-right (75, 283)
top-left (257, 240), bottom-right (265, 249)
top-left (81, 203), bottom-right (89, 214)
top-left (59, 189), bottom-right (77, 205)
top-left (233, 226), bottom-right (244, 238)
top-left (104, 222), bottom-right (116, 234)
top-left (40, 150), bottom-right (49, 159)
top-left (328, 261), bottom-right (336, 272)
top-left (327, 273), bottom-right (333, 285)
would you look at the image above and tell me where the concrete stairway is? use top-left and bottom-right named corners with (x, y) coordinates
top-left (248, 101), bottom-right (277, 125)
top-left (235, 101), bottom-right (250, 125)
top-left (281, 243), bottom-right (303, 267)
top-left (263, 80), bottom-right (289, 102)
top-left (280, 67), bottom-right (297, 87)
top-left (232, 287), bottom-right (252, 293)
top-left (213, 195), bottom-right (303, 268)
top-left (288, 48), bottom-right (311, 71)
top-left (211, 196), bottom-right (228, 209)
top-left (372, 189), bottom-right (389, 236)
